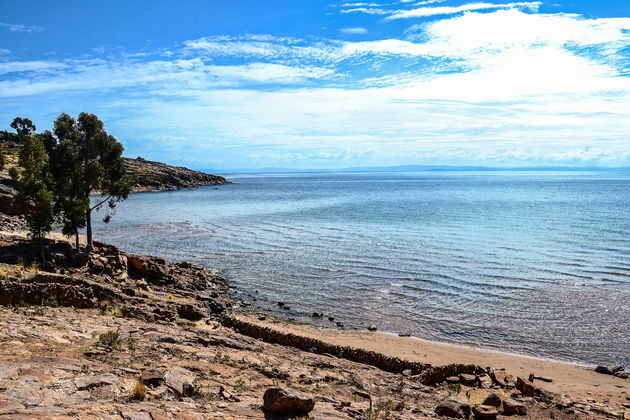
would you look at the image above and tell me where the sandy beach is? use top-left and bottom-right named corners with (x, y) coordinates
top-left (238, 314), bottom-right (630, 408)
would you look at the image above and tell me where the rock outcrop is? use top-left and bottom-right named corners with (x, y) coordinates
top-left (124, 157), bottom-right (230, 192)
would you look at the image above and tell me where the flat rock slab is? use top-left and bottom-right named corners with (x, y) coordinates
top-left (74, 374), bottom-right (118, 391)
top-left (472, 404), bottom-right (498, 419)
top-left (165, 366), bottom-right (196, 397)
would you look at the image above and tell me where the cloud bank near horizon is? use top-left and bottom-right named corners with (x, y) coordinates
top-left (1, 2), bottom-right (630, 169)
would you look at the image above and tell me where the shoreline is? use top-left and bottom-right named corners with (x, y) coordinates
top-left (234, 313), bottom-right (630, 407)
top-left (0, 228), bottom-right (628, 417)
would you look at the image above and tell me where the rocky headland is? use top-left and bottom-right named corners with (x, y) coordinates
top-left (123, 157), bottom-right (230, 193)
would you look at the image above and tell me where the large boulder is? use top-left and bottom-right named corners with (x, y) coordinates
top-left (435, 397), bottom-right (471, 418)
top-left (262, 387), bottom-right (315, 416)
top-left (127, 255), bottom-right (174, 285)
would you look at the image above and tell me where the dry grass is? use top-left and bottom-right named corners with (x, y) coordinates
top-left (132, 380), bottom-right (146, 400)
top-left (28, 262), bottom-right (38, 274)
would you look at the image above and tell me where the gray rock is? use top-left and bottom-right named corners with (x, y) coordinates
top-left (435, 397), bottom-right (471, 418)
top-left (595, 365), bottom-right (610, 374)
top-left (74, 374), bottom-right (118, 391)
top-left (262, 387), bottom-right (315, 416)
top-left (164, 366), bottom-right (196, 397)
top-left (121, 411), bottom-right (152, 420)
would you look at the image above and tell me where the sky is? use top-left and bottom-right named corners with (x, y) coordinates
top-left (1, 0), bottom-right (630, 170)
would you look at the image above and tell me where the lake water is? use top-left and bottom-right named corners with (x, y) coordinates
top-left (93, 171), bottom-right (630, 366)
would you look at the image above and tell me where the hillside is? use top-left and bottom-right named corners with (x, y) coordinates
top-left (0, 135), bottom-right (230, 194)
top-left (124, 157), bottom-right (230, 192)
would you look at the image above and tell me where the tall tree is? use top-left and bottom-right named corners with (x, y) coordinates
top-left (11, 135), bottom-right (54, 260)
top-left (10, 117), bottom-right (36, 142)
top-left (52, 112), bottom-right (130, 248)
top-left (50, 138), bottom-right (88, 248)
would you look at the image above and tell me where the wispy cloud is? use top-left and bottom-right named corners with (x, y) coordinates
top-left (0, 22), bottom-right (44, 33)
top-left (2, 8), bottom-right (630, 168)
top-left (386, 1), bottom-right (541, 19)
top-left (340, 27), bottom-right (368, 34)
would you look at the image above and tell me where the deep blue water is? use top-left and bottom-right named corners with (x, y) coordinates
top-left (93, 171), bottom-right (630, 366)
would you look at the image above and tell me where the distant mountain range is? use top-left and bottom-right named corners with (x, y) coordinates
top-left (202, 165), bottom-right (630, 175)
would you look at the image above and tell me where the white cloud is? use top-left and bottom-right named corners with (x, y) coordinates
top-left (341, 7), bottom-right (390, 15)
top-left (386, 2), bottom-right (541, 19)
top-left (0, 22), bottom-right (44, 32)
top-left (340, 27), bottom-right (368, 34)
top-left (3, 9), bottom-right (630, 167)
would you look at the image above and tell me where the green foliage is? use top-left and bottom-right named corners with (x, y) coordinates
top-left (49, 138), bottom-right (88, 247)
top-left (98, 330), bottom-right (121, 349)
top-left (51, 112), bottom-right (131, 248)
top-left (37, 130), bottom-right (57, 155)
top-left (0, 148), bottom-right (4, 171)
top-left (12, 135), bottom-right (54, 259)
top-left (98, 301), bottom-right (109, 315)
top-left (7, 112), bottom-right (130, 252)
top-left (42, 295), bottom-right (59, 307)
top-left (10, 117), bottom-right (36, 141)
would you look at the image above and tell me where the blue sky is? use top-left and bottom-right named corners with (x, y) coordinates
top-left (1, 0), bottom-right (630, 169)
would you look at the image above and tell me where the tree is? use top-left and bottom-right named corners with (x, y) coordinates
top-left (10, 117), bottom-right (36, 142)
top-left (0, 148), bottom-right (5, 171)
top-left (52, 112), bottom-right (130, 248)
top-left (38, 130), bottom-right (57, 155)
top-left (12, 135), bottom-right (54, 260)
top-left (49, 138), bottom-right (89, 248)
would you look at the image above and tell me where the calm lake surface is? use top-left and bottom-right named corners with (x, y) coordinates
top-left (93, 171), bottom-right (630, 366)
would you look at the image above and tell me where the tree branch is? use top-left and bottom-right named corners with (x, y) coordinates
top-left (90, 195), bottom-right (112, 211)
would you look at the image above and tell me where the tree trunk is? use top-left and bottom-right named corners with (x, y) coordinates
top-left (75, 230), bottom-right (80, 249)
top-left (86, 209), bottom-right (92, 250)
top-left (37, 231), bottom-right (45, 262)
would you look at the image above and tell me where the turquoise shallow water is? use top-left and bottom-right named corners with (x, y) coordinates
top-left (93, 171), bottom-right (630, 366)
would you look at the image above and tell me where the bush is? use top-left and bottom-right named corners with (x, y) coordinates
top-left (98, 330), bottom-right (120, 349)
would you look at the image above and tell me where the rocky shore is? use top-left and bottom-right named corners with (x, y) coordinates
top-left (0, 151), bottom-right (628, 418)
top-left (0, 231), bottom-right (628, 419)
top-left (123, 157), bottom-right (230, 193)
